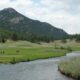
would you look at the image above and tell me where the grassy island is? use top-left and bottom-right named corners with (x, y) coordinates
top-left (58, 57), bottom-right (80, 80)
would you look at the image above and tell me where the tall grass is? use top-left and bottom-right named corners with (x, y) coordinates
top-left (58, 57), bottom-right (80, 80)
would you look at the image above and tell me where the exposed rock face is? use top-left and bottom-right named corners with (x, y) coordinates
top-left (10, 17), bottom-right (24, 24)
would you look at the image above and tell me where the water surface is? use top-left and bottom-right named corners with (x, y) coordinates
top-left (0, 52), bottom-right (79, 80)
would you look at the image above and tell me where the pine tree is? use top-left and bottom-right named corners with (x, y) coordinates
top-left (11, 33), bottom-right (18, 41)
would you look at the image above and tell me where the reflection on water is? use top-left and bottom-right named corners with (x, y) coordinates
top-left (0, 52), bottom-right (79, 80)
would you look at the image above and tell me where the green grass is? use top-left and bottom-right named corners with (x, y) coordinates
top-left (0, 40), bottom-right (80, 64)
top-left (0, 47), bottom-right (66, 64)
top-left (58, 57), bottom-right (80, 80)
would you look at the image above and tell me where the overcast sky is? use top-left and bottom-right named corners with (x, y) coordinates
top-left (0, 0), bottom-right (80, 34)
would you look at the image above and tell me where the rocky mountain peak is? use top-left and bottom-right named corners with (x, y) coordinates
top-left (2, 8), bottom-right (17, 13)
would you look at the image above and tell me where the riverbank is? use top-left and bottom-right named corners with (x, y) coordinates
top-left (58, 57), bottom-right (80, 80)
top-left (0, 47), bottom-right (66, 64)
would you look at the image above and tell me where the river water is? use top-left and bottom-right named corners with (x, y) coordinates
top-left (0, 52), bottom-right (80, 80)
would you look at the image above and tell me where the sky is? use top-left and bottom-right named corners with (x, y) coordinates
top-left (0, 0), bottom-right (80, 34)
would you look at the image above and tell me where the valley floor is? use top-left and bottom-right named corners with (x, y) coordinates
top-left (0, 40), bottom-right (80, 64)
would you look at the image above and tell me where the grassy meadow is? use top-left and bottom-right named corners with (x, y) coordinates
top-left (0, 47), bottom-right (66, 64)
top-left (58, 57), bottom-right (80, 80)
top-left (0, 39), bottom-right (80, 64)
top-left (0, 40), bottom-right (67, 64)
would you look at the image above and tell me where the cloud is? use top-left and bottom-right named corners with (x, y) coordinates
top-left (0, 0), bottom-right (80, 34)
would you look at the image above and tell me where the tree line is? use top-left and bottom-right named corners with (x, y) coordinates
top-left (0, 30), bottom-right (80, 43)
top-left (0, 32), bottom-right (55, 43)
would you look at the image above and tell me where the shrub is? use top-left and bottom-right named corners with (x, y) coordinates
top-left (66, 47), bottom-right (72, 52)
top-left (61, 39), bottom-right (67, 43)
top-left (60, 46), bottom-right (65, 50)
top-left (10, 57), bottom-right (16, 64)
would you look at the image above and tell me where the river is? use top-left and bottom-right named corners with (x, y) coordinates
top-left (0, 51), bottom-right (80, 80)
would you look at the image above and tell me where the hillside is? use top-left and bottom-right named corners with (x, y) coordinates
top-left (0, 8), bottom-right (68, 42)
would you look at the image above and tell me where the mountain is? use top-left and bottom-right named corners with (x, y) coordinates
top-left (0, 8), bottom-right (68, 42)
